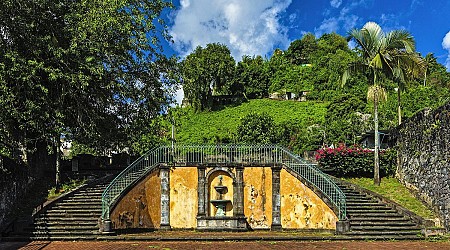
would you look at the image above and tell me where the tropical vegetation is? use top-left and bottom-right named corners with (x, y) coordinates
top-left (2, 5), bottom-right (450, 191)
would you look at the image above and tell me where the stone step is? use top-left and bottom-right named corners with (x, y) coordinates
top-left (34, 220), bottom-right (98, 226)
top-left (345, 199), bottom-right (374, 203)
top-left (344, 230), bottom-right (420, 236)
top-left (347, 204), bottom-right (395, 211)
top-left (350, 225), bottom-right (421, 231)
top-left (348, 213), bottom-right (406, 219)
top-left (72, 194), bottom-right (103, 198)
top-left (3, 235), bottom-right (99, 241)
top-left (45, 206), bottom-right (102, 215)
top-left (62, 198), bottom-right (102, 204)
top-left (25, 225), bottom-right (99, 231)
top-left (350, 217), bottom-right (411, 222)
top-left (40, 212), bottom-right (101, 218)
top-left (55, 203), bottom-right (101, 208)
top-left (54, 204), bottom-right (102, 209)
top-left (347, 208), bottom-right (397, 214)
top-left (24, 230), bottom-right (101, 236)
top-left (34, 217), bottom-right (99, 223)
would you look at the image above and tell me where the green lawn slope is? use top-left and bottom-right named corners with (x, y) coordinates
top-left (174, 99), bottom-right (328, 144)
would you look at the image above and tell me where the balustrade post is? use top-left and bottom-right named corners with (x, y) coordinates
top-left (271, 165), bottom-right (282, 230)
top-left (233, 165), bottom-right (245, 217)
top-left (160, 165), bottom-right (171, 229)
top-left (197, 165), bottom-right (207, 217)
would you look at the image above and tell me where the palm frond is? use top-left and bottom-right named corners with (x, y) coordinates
top-left (367, 84), bottom-right (387, 103)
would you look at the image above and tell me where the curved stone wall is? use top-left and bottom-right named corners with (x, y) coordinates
top-left (109, 164), bottom-right (338, 230)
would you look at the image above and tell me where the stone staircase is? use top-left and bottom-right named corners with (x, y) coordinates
top-left (337, 182), bottom-right (424, 240)
top-left (6, 179), bottom-right (111, 241)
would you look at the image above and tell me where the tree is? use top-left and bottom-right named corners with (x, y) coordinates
top-left (342, 22), bottom-right (418, 185)
top-left (0, 0), bottom-right (175, 187)
top-left (236, 112), bottom-right (276, 144)
top-left (181, 43), bottom-right (235, 111)
top-left (324, 94), bottom-right (369, 145)
top-left (232, 55), bottom-right (270, 99)
top-left (422, 53), bottom-right (450, 87)
top-left (285, 33), bottom-right (317, 65)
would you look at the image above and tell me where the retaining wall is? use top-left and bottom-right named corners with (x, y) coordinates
top-left (0, 156), bottom-right (33, 231)
top-left (395, 104), bottom-right (450, 230)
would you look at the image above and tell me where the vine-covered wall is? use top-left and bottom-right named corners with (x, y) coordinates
top-left (395, 104), bottom-right (450, 230)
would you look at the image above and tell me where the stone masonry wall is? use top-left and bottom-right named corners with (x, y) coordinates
top-left (0, 156), bottom-right (33, 231)
top-left (395, 104), bottom-right (450, 230)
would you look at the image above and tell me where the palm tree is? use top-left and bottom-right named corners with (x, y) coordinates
top-left (391, 51), bottom-right (425, 125)
top-left (342, 22), bottom-right (421, 185)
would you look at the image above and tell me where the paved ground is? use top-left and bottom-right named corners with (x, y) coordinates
top-left (1, 241), bottom-right (450, 250)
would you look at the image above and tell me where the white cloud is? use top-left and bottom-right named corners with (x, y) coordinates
top-left (315, 1), bottom-right (362, 36)
top-left (443, 31), bottom-right (450, 70)
top-left (330, 0), bottom-right (342, 8)
top-left (169, 0), bottom-right (292, 60)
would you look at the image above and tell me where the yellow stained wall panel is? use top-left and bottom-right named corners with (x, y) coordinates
top-left (280, 169), bottom-right (337, 229)
top-left (169, 167), bottom-right (198, 228)
top-left (110, 170), bottom-right (161, 229)
top-left (243, 167), bottom-right (273, 229)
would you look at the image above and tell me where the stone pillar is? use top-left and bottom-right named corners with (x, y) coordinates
top-left (197, 165), bottom-right (207, 217)
top-left (336, 220), bottom-right (350, 234)
top-left (234, 166), bottom-right (245, 217)
top-left (271, 165), bottom-right (282, 230)
top-left (71, 157), bottom-right (79, 172)
top-left (160, 165), bottom-right (171, 229)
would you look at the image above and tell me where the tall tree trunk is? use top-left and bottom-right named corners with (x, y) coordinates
top-left (423, 68), bottom-right (427, 86)
top-left (397, 88), bottom-right (402, 125)
top-left (55, 136), bottom-right (61, 191)
top-left (374, 87), bottom-right (380, 186)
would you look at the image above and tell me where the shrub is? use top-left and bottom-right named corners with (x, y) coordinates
top-left (316, 145), bottom-right (396, 177)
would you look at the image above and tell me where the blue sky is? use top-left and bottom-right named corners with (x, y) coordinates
top-left (162, 0), bottom-right (450, 71)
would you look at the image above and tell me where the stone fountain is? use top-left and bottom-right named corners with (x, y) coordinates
top-left (196, 170), bottom-right (247, 231)
top-left (210, 175), bottom-right (231, 216)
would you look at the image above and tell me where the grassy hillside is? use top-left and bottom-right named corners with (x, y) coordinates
top-left (174, 99), bottom-right (328, 144)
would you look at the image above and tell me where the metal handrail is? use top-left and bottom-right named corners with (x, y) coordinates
top-left (101, 144), bottom-right (346, 220)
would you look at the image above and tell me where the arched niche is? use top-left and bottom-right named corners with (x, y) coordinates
top-left (206, 168), bottom-right (235, 217)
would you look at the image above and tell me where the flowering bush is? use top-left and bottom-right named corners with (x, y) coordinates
top-left (315, 145), bottom-right (396, 177)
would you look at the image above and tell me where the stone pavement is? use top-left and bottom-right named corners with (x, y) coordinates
top-left (1, 241), bottom-right (450, 250)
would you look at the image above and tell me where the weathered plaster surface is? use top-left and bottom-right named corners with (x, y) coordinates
top-left (280, 169), bottom-right (337, 229)
top-left (110, 165), bottom-right (338, 231)
top-left (243, 167), bottom-right (272, 229)
top-left (170, 167), bottom-right (198, 228)
top-left (110, 170), bottom-right (160, 229)
top-left (208, 170), bottom-right (234, 216)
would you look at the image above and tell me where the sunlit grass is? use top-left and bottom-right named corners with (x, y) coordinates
top-left (47, 178), bottom-right (86, 200)
top-left (176, 98), bottom-right (328, 144)
top-left (345, 177), bottom-right (437, 219)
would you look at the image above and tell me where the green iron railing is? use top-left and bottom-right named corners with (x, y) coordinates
top-left (101, 144), bottom-right (346, 220)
